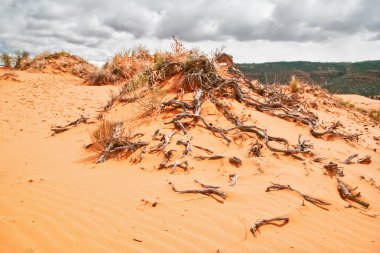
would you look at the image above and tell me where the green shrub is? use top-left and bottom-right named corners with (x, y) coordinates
top-left (14, 51), bottom-right (30, 69)
top-left (0, 52), bottom-right (13, 67)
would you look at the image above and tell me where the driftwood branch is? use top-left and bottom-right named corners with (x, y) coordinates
top-left (194, 155), bottom-right (225, 160)
top-left (337, 177), bottom-right (369, 208)
top-left (158, 149), bottom-right (175, 169)
top-left (248, 140), bottom-right (263, 157)
top-left (176, 140), bottom-right (193, 156)
top-left (194, 179), bottom-right (220, 189)
top-left (193, 144), bottom-right (214, 154)
top-left (342, 153), bottom-right (358, 164)
top-left (250, 217), bottom-right (289, 237)
top-left (168, 181), bottom-right (227, 200)
top-left (51, 115), bottom-right (91, 135)
top-left (229, 173), bottom-right (239, 187)
top-left (323, 162), bottom-right (344, 177)
top-left (266, 183), bottom-right (331, 208)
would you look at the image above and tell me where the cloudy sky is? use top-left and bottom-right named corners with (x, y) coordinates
top-left (1, 0), bottom-right (379, 63)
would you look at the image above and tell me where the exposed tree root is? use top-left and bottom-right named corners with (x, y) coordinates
top-left (94, 122), bottom-right (148, 163)
top-left (194, 155), bottom-right (225, 160)
top-left (248, 140), bottom-right (263, 157)
top-left (168, 181), bottom-right (227, 200)
top-left (51, 115), bottom-right (91, 135)
top-left (250, 217), bottom-right (289, 237)
top-left (229, 173), bottom-right (239, 187)
top-left (194, 179), bottom-right (221, 189)
top-left (193, 144), bottom-right (214, 154)
top-left (337, 177), bottom-right (369, 208)
top-left (342, 153), bottom-right (358, 164)
top-left (266, 183), bottom-right (331, 208)
top-left (323, 162), bottom-right (344, 177)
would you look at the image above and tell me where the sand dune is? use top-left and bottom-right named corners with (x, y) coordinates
top-left (335, 94), bottom-right (380, 111)
top-left (1, 67), bottom-right (380, 253)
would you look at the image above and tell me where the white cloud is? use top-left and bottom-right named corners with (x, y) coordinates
top-left (0, 0), bottom-right (379, 62)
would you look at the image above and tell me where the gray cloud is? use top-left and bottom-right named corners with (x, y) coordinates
top-left (0, 0), bottom-right (379, 62)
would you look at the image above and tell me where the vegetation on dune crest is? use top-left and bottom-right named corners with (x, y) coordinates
top-left (90, 38), bottom-right (365, 168)
top-left (0, 52), bottom-right (14, 68)
top-left (0, 50), bottom-right (96, 78)
top-left (88, 46), bottom-right (153, 86)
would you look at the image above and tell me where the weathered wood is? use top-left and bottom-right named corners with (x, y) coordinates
top-left (176, 140), bottom-right (192, 156)
top-left (193, 144), bottom-right (214, 154)
top-left (250, 217), bottom-right (289, 237)
top-left (159, 149), bottom-right (175, 169)
top-left (194, 179), bottom-right (220, 189)
top-left (51, 115), bottom-right (90, 135)
top-left (342, 153), bottom-right (358, 164)
top-left (266, 183), bottom-right (331, 207)
top-left (323, 162), bottom-right (344, 177)
top-left (337, 177), bottom-right (369, 208)
top-left (168, 181), bottom-right (227, 199)
top-left (194, 155), bottom-right (225, 160)
top-left (229, 173), bottom-right (238, 187)
top-left (149, 130), bottom-right (176, 153)
top-left (248, 140), bottom-right (263, 157)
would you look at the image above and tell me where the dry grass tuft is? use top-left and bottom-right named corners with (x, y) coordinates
top-left (289, 75), bottom-right (300, 93)
top-left (88, 46), bottom-right (153, 86)
top-left (137, 88), bottom-right (166, 116)
top-left (92, 121), bottom-right (126, 151)
top-left (91, 120), bottom-right (148, 163)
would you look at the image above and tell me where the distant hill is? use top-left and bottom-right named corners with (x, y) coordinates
top-left (236, 61), bottom-right (380, 97)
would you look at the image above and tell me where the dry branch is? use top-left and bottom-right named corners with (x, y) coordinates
top-left (159, 149), bottom-right (175, 169)
top-left (51, 115), bottom-right (91, 135)
top-left (168, 181), bottom-right (227, 200)
top-left (250, 217), bottom-right (289, 237)
top-left (149, 130), bottom-right (176, 153)
top-left (248, 140), bottom-right (263, 157)
top-left (229, 173), bottom-right (239, 187)
top-left (168, 159), bottom-right (189, 173)
top-left (342, 153), bottom-right (358, 164)
top-left (337, 177), bottom-right (369, 208)
top-left (323, 162), bottom-right (344, 177)
top-left (194, 179), bottom-right (220, 189)
top-left (176, 140), bottom-right (192, 156)
top-left (193, 144), bottom-right (214, 154)
top-left (266, 183), bottom-right (331, 208)
top-left (194, 155), bottom-right (225, 160)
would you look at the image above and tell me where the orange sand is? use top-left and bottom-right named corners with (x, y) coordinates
top-left (1, 68), bottom-right (380, 253)
top-left (335, 94), bottom-right (380, 111)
